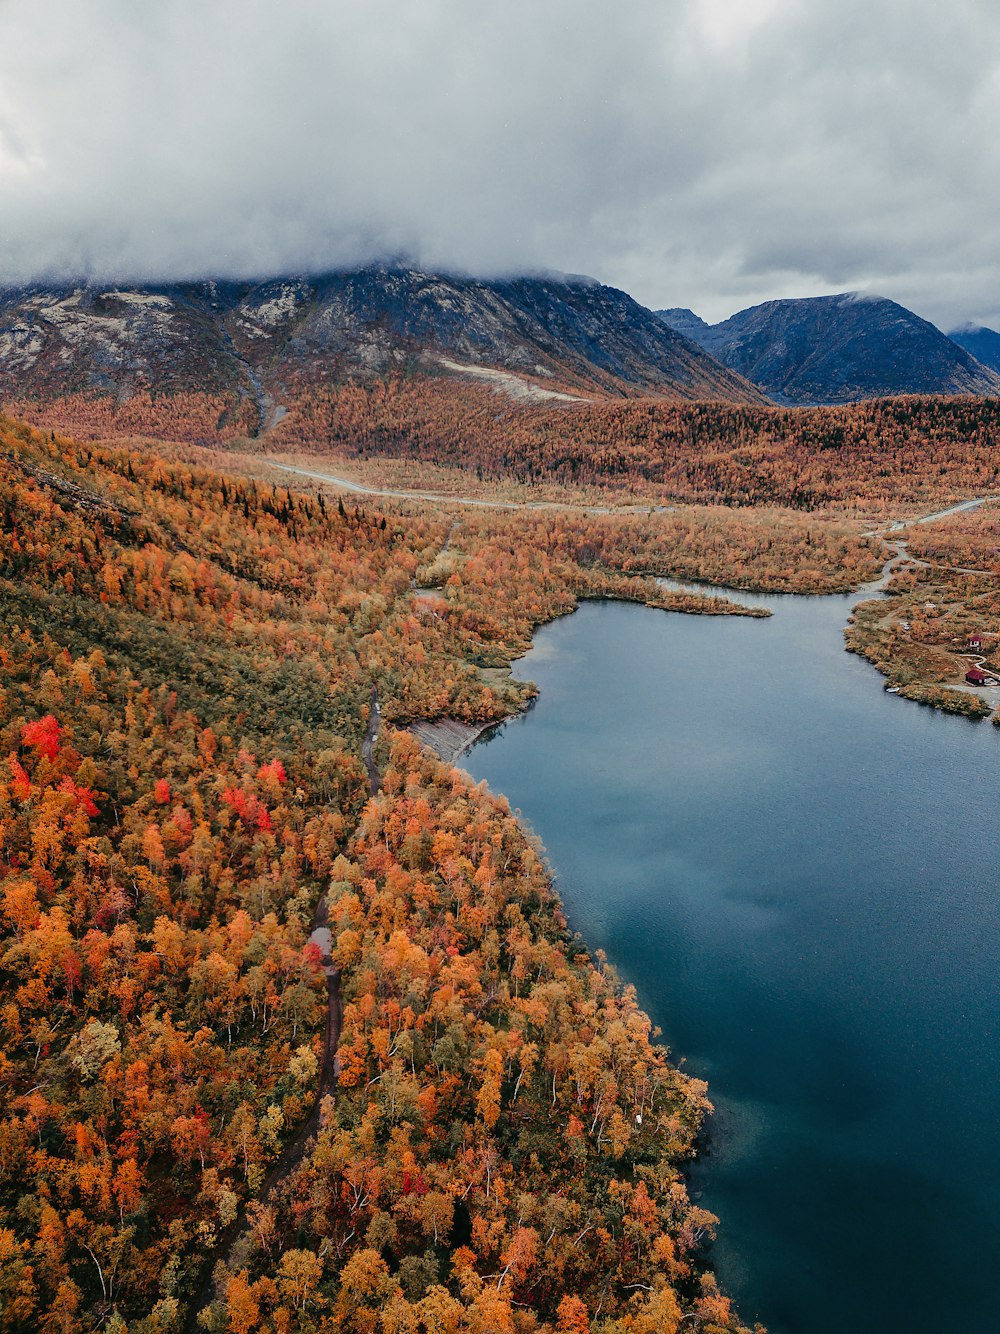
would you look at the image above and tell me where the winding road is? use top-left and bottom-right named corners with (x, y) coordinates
top-left (855, 495), bottom-right (1000, 707)
top-left (269, 461), bottom-right (1000, 538)
top-left (184, 916), bottom-right (342, 1330)
top-left (884, 494), bottom-right (1000, 531)
top-left (860, 494), bottom-right (1000, 589)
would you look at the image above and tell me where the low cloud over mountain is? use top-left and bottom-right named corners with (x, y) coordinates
top-left (1, 1), bottom-right (1000, 332)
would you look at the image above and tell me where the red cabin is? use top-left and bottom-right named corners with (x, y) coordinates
top-left (968, 633), bottom-right (983, 650)
top-left (966, 666), bottom-right (987, 685)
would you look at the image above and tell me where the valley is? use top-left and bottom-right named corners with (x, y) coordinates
top-left (5, 0), bottom-right (999, 1326)
top-left (0, 265), bottom-right (998, 1334)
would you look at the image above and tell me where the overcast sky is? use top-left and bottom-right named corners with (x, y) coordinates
top-left (0, 0), bottom-right (998, 329)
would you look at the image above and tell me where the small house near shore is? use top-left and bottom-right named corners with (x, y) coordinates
top-left (966, 666), bottom-right (987, 685)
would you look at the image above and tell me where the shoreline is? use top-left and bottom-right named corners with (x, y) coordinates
top-left (409, 488), bottom-right (1000, 771)
top-left (449, 556), bottom-right (1000, 1334)
top-left (406, 713), bottom-right (519, 764)
top-left (406, 556), bottom-right (907, 771)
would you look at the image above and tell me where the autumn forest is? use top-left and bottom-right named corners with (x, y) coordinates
top-left (1, 376), bottom-right (998, 1333)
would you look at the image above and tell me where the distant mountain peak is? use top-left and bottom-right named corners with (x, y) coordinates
top-left (658, 306), bottom-right (706, 321)
top-left (655, 307), bottom-right (712, 342)
top-left (659, 293), bottom-right (1000, 405)
top-left (948, 322), bottom-right (1000, 376)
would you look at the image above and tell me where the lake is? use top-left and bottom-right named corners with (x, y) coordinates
top-left (461, 591), bottom-right (1000, 1334)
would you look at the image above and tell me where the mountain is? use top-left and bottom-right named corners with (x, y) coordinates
top-left (657, 293), bottom-right (1000, 405)
top-left (0, 267), bottom-right (766, 433)
top-left (948, 323), bottom-right (1000, 375)
top-left (655, 307), bottom-right (712, 343)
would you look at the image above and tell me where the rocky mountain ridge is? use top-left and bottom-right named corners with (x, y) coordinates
top-left (657, 293), bottom-right (1000, 405)
top-left (0, 267), bottom-right (766, 423)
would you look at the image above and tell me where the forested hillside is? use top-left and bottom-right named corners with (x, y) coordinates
top-left (259, 385), bottom-right (1000, 515)
top-left (13, 380), bottom-right (1000, 516)
top-left (0, 416), bottom-right (775, 1332)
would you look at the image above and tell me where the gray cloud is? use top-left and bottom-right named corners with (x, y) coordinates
top-left (1, 0), bottom-right (998, 330)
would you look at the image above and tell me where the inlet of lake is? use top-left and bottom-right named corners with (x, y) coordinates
top-left (460, 588), bottom-right (1000, 1334)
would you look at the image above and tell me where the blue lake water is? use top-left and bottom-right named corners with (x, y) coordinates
top-left (461, 591), bottom-right (1000, 1334)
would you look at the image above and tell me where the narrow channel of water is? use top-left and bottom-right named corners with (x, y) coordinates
top-left (461, 590), bottom-right (1000, 1334)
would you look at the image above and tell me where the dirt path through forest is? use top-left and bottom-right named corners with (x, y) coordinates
top-left (859, 494), bottom-right (1000, 592)
top-left (184, 935), bottom-right (342, 1327)
top-left (265, 459), bottom-right (670, 516)
top-left (362, 684), bottom-right (382, 795)
top-left (884, 494), bottom-right (1000, 531)
top-left (182, 685), bottom-right (387, 1327)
